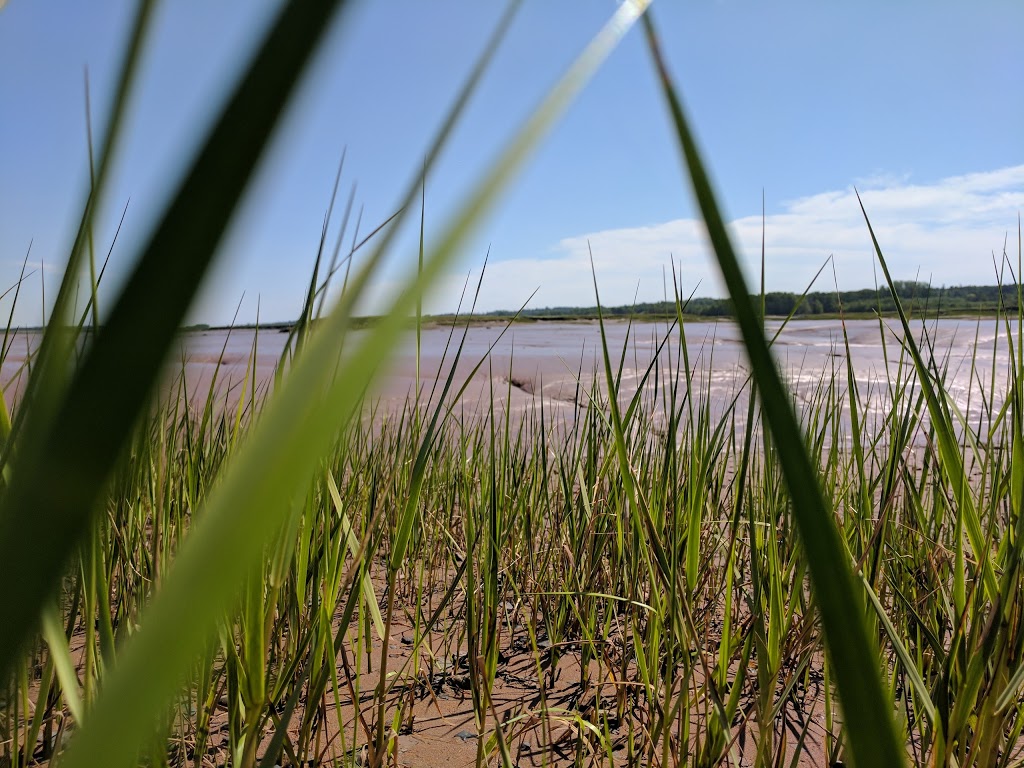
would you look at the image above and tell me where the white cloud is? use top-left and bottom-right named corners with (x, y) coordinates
top-left (457, 164), bottom-right (1024, 312)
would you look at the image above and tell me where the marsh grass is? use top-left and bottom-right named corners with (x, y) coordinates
top-left (8, 261), bottom-right (1024, 768)
top-left (2, 3), bottom-right (1024, 767)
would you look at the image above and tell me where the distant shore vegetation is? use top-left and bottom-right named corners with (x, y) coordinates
top-left (432, 280), bottom-right (1022, 325)
top-left (167, 281), bottom-right (1024, 333)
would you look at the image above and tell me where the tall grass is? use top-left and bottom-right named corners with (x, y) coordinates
top-left (2, 3), bottom-right (1024, 768)
top-left (11, 281), bottom-right (1024, 767)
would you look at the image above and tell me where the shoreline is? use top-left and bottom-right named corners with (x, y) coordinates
top-left (5, 307), bottom-right (1013, 335)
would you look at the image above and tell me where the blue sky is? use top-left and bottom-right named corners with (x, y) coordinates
top-left (1, 1), bottom-right (1022, 325)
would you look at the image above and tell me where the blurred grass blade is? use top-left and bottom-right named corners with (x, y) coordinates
top-left (58, 4), bottom-right (649, 767)
top-left (641, 13), bottom-right (905, 768)
top-left (2, 0), bottom-right (156, 459)
top-left (0, 0), bottom-right (351, 682)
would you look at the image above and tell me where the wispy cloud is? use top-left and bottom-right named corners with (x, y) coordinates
top-left (459, 164), bottom-right (1024, 312)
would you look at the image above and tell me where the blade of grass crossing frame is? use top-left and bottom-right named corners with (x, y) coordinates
top-left (856, 193), bottom-right (998, 601)
top-left (4, 0), bottom-right (155, 448)
top-left (641, 14), bottom-right (905, 768)
top-left (0, 0), bottom-right (352, 683)
top-left (0, 7), bottom-right (152, 516)
top-left (59, 4), bottom-right (650, 767)
top-left (0, 0), bottom-right (157, 679)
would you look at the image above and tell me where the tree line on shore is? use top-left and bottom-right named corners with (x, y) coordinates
top-left (179, 283), bottom-right (1021, 331)
top-left (483, 281), bottom-right (1022, 320)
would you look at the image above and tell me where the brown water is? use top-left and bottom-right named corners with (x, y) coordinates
top-left (1, 318), bottom-right (1013, 440)
top-left (377, 317), bottom-right (1013, 436)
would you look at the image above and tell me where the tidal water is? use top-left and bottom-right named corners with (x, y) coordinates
top-left (0, 318), bottom-right (1013, 440)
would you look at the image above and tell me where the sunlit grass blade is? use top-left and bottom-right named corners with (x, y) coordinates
top-left (641, 13), bottom-right (905, 767)
top-left (57, 3), bottom-right (649, 766)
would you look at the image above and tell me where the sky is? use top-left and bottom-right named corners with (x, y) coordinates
top-left (1, 1), bottom-right (1022, 326)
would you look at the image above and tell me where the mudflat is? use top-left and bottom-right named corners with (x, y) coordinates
top-left (2, 317), bottom-right (999, 423)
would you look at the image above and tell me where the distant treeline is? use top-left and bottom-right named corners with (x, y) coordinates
top-left (482, 282), bottom-right (1022, 320)
top-left (181, 283), bottom-right (1022, 332)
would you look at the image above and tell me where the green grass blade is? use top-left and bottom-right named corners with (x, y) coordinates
top-left (861, 574), bottom-right (937, 727)
top-left (641, 14), bottom-right (905, 767)
top-left (4, 1), bottom-right (156, 441)
top-left (40, 603), bottom-right (84, 725)
top-left (0, 0), bottom-right (352, 683)
top-left (326, 470), bottom-right (385, 640)
top-left (57, 5), bottom-right (648, 766)
top-left (856, 193), bottom-right (998, 601)
top-left (0, 0), bottom-right (157, 674)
